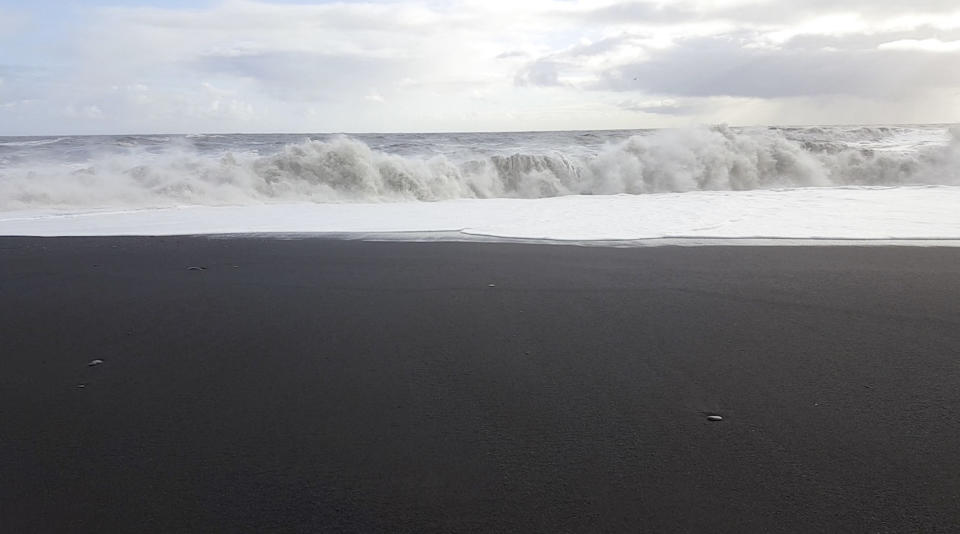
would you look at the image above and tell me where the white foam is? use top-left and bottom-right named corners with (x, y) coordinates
top-left (2, 186), bottom-right (958, 245)
top-left (1, 126), bottom-right (958, 210)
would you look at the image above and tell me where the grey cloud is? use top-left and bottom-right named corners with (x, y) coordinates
top-left (724, 0), bottom-right (960, 21)
top-left (514, 59), bottom-right (565, 87)
top-left (617, 99), bottom-right (699, 115)
top-left (194, 51), bottom-right (406, 101)
top-left (789, 0), bottom-right (960, 10)
top-left (562, 0), bottom-right (960, 28)
top-left (556, 2), bottom-right (701, 25)
top-left (781, 27), bottom-right (960, 51)
top-left (565, 35), bottom-right (633, 57)
top-left (513, 35), bottom-right (634, 87)
top-left (597, 36), bottom-right (960, 98)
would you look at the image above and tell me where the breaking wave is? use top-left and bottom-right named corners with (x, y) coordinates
top-left (1, 125), bottom-right (958, 209)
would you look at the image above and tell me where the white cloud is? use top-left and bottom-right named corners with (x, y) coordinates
top-left (878, 38), bottom-right (960, 52)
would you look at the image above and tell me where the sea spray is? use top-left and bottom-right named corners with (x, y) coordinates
top-left (1, 125), bottom-right (957, 209)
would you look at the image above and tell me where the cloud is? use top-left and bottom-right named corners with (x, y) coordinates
top-left (779, 26), bottom-right (960, 50)
top-left (617, 98), bottom-right (699, 115)
top-left (560, 1), bottom-right (700, 26)
top-left (194, 51), bottom-right (406, 101)
top-left (595, 35), bottom-right (960, 98)
top-left (745, 0), bottom-right (960, 18)
top-left (555, 0), bottom-right (960, 30)
top-left (878, 38), bottom-right (960, 52)
top-left (515, 59), bottom-right (566, 87)
top-left (703, 0), bottom-right (960, 25)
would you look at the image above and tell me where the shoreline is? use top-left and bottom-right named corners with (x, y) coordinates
top-left (5, 230), bottom-right (960, 249)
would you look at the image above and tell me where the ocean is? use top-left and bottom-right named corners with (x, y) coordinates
top-left (1, 125), bottom-right (958, 242)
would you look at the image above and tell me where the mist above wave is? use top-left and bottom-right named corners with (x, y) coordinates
top-left (1, 125), bottom-right (957, 209)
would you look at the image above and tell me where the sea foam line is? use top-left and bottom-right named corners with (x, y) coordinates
top-left (1, 187), bottom-right (958, 244)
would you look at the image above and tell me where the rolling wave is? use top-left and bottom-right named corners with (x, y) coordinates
top-left (1, 125), bottom-right (957, 209)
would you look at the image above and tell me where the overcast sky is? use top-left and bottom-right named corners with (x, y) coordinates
top-left (1, 0), bottom-right (959, 135)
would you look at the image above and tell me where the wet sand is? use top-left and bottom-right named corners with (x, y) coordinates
top-left (2, 237), bottom-right (959, 532)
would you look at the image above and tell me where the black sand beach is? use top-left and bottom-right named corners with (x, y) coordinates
top-left (2, 237), bottom-right (960, 532)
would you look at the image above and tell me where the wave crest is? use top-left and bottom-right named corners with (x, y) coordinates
top-left (1, 126), bottom-right (958, 209)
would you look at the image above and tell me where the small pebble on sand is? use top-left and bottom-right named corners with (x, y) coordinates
top-left (707, 415), bottom-right (723, 422)
top-left (88, 359), bottom-right (104, 367)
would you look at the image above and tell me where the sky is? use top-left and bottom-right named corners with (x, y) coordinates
top-left (1, 0), bottom-right (959, 135)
